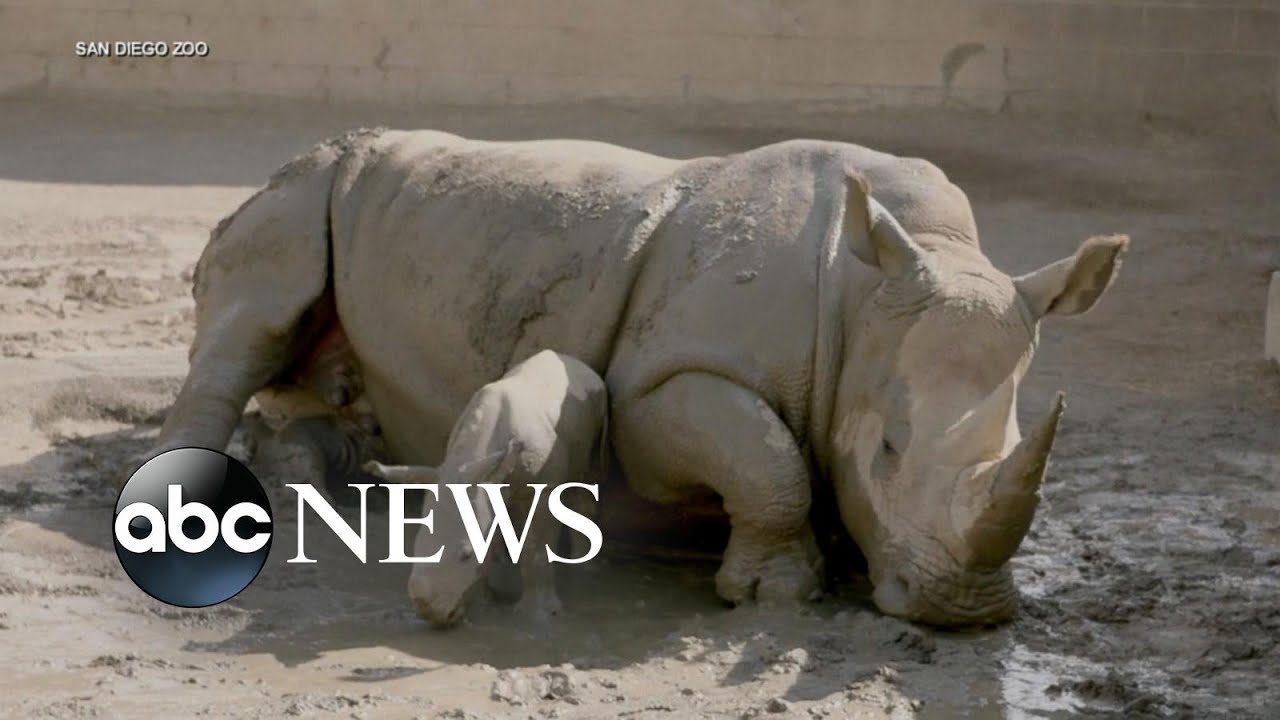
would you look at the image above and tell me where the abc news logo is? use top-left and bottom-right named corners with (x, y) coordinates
top-left (114, 448), bottom-right (601, 608)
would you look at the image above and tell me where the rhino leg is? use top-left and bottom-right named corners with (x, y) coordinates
top-left (146, 143), bottom-right (340, 470)
top-left (562, 488), bottom-right (599, 563)
top-left (613, 372), bottom-right (823, 605)
top-left (511, 491), bottom-right (564, 622)
top-left (154, 311), bottom-right (324, 477)
top-left (485, 552), bottom-right (523, 604)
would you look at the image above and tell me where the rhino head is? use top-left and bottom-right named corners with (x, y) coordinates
top-left (366, 440), bottom-right (524, 627)
top-left (831, 175), bottom-right (1126, 626)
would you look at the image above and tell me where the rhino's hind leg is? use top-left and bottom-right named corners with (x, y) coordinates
top-left (155, 307), bottom-right (309, 459)
top-left (613, 373), bottom-right (823, 605)
top-left (147, 142), bottom-right (343, 466)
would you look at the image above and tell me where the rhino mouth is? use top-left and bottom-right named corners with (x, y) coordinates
top-left (873, 563), bottom-right (1019, 627)
top-left (414, 597), bottom-right (468, 627)
top-left (869, 537), bottom-right (1020, 627)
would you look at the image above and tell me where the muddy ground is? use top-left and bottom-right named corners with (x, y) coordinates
top-left (0, 99), bottom-right (1277, 719)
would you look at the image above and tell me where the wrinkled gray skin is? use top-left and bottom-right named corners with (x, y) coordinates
top-left (362, 349), bottom-right (607, 627)
top-left (154, 128), bottom-right (1126, 626)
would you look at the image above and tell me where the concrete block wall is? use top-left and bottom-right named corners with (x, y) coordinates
top-left (1, 0), bottom-right (1277, 125)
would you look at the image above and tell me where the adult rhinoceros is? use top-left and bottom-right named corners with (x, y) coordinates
top-left (154, 128), bottom-right (1125, 626)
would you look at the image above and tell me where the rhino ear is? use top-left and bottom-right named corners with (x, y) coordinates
top-left (1015, 235), bottom-right (1128, 318)
top-left (843, 173), bottom-right (930, 279)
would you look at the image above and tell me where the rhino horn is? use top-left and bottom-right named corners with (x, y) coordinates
top-left (957, 393), bottom-right (1065, 569)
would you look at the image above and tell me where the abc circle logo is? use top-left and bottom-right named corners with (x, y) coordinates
top-left (114, 447), bottom-right (273, 608)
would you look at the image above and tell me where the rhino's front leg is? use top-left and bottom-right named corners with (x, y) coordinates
top-left (613, 372), bottom-right (823, 605)
top-left (512, 491), bottom-right (564, 622)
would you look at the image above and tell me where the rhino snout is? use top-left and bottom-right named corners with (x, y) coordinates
top-left (870, 561), bottom-right (1019, 627)
top-left (413, 596), bottom-right (467, 627)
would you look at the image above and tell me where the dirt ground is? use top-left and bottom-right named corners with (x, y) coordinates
top-left (1, 99), bottom-right (1277, 719)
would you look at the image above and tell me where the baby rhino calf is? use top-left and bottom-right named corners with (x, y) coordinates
top-left (364, 350), bottom-right (607, 627)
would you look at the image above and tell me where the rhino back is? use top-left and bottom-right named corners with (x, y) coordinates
top-left (329, 133), bottom-right (979, 464)
top-left (330, 131), bottom-right (690, 463)
top-left (445, 351), bottom-right (606, 482)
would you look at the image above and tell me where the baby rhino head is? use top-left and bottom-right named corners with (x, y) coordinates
top-left (364, 439), bottom-right (523, 627)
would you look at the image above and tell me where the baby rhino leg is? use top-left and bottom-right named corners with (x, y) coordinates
top-left (486, 553), bottom-right (523, 604)
top-left (562, 487), bottom-right (599, 563)
top-left (512, 487), bottom-right (565, 622)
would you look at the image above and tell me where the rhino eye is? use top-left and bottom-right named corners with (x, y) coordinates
top-left (881, 438), bottom-right (897, 455)
top-left (459, 547), bottom-right (475, 562)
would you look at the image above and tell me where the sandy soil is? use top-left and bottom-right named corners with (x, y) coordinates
top-left (1, 99), bottom-right (1277, 719)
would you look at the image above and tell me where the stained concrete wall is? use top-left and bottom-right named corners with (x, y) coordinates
top-left (1, 0), bottom-right (1277, 124)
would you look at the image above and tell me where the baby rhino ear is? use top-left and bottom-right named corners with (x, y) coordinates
top-left (1015, 235), bottom-right (1129, 318)
top-left (843, 173), bottom-right (931, 279)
